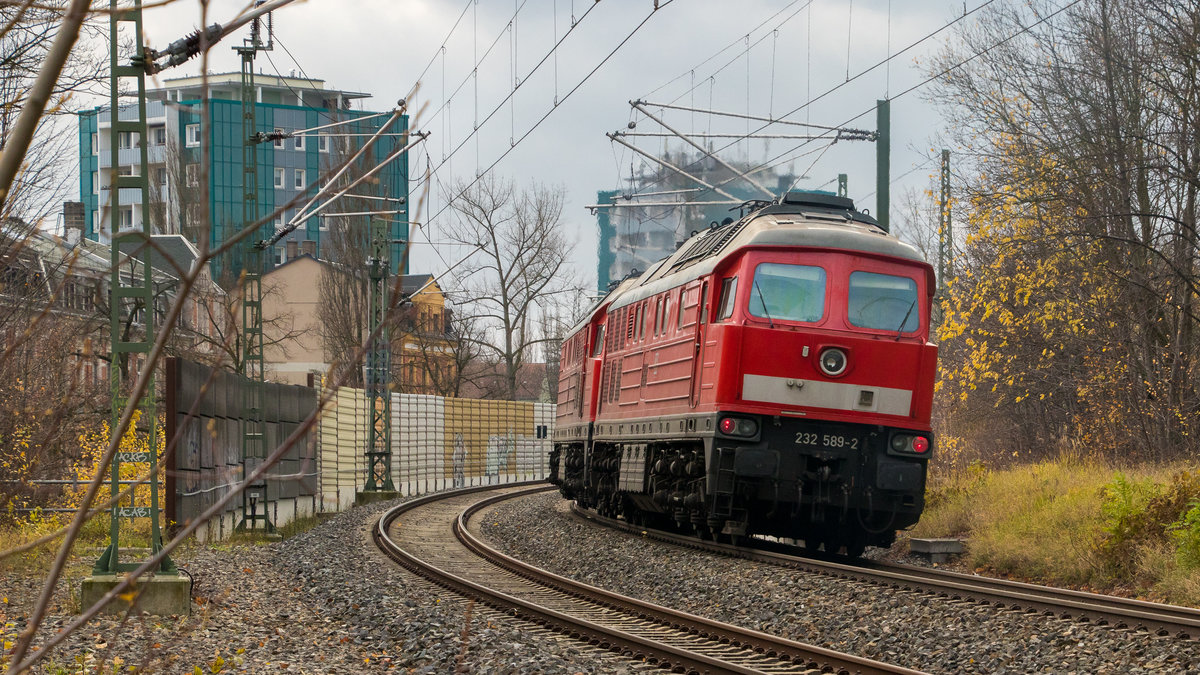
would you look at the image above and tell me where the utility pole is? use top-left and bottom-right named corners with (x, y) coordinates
top-left (876, 99), bottom-right (890, 232)
top-left (235, 6), bottom-right (274, 533)
top-left (938, 148), bottom-right (952, 299)
top-left (363, 216), bottom-right (396, 495)
top-left (93, 0), bottom-right (175, 578)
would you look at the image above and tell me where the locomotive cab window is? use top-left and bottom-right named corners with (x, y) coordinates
top-left (717, 277), bottom-right (738, 320)
top-left (592, 324), bottom-right (605, 356)
top-left (848, 271), bottom-right (919, 332)
top-left (748, 263), bottom-right (826, 323)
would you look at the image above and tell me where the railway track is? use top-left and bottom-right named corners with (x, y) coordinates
top-left (374, 483), bottom-right (924, 675)
top-left (568, 502), bottom-right (1200, 641)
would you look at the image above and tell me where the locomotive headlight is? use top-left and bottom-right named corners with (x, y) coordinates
top-left (818, 347), bottom-right (847, 376)
top-left (890, 435), bottom-right (909, 451)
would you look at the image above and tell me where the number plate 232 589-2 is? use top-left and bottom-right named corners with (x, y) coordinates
top-left (794, 431), bottom-right (859, 451)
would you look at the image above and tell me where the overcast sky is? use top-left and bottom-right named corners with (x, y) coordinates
top-left (138, 0), bottom-right (982, 290)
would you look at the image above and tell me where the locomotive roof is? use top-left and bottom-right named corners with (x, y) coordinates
top-left (609, 201), bottom-right (926, 310)
top-left (567, 196), bottom-right (929, 336)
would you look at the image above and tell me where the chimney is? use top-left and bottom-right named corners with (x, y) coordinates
top-left (301, 240), bottom-right (316, 257)
top-left (63, 201), bottom-right (85, 244)
top-left (286, 240), bottom-right (298, 260)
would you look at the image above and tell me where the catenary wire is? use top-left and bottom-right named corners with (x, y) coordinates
top-left (417, 2), bottom-right (673, 240)
top-left (620, 0), bottom-right (1002, 202)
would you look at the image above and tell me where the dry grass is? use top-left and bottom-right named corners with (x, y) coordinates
top-left (911, 457), bottom-right (1200, 603)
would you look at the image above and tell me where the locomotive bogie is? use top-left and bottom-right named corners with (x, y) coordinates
top-left (550, 411), bottom-right (929, 550)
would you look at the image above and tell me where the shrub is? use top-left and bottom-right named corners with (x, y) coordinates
top-left (1171, 501), bottom-right (1200, 570)
top-left (1096, 473), bottom-right (1163, 577)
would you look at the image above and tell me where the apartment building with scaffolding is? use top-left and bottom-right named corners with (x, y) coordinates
top-left (595, 152), bottom-right (801, 291)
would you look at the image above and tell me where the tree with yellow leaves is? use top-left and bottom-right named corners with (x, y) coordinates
top-left (931, 0), bottom-right (1199, 466)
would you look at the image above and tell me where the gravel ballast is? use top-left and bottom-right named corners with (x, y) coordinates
top-left (1, 497), bottom-right (643, 673)
top-left (480, 491), bottom-right (1200, 675)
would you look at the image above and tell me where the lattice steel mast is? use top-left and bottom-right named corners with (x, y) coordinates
top-left (95, 0), bottom-right (174, 576)
top-left (235, 7), bottom-right (274, 532)
top-left (364, 216), bottom-right (395, 492)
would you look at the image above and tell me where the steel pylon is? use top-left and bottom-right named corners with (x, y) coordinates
top-left (235, 11), bottom-right (274, 532)
top-left (364, 216), bottom-right (394, 491)
top-left (95, 0), bottom-right (174, 575)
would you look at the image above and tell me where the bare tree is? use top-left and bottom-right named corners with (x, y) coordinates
top-left (316, 217), bottom-right (371, 387)
top-left (0, 231), bottom-right (108, 512)
top-left (396, 301), bottom-right (491, 397)
top-left (0, 2), bottom-right (105, 225)
top-left (174, 275), bottom-right (302, 374)
top-left (445, 175), bottom-right (575, 401)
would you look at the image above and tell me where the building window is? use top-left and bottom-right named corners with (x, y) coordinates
top-left (117, 131), bottom-right (131, 149)
top-left (91, 133), bottom-right (98, 154)
top-left (273, 128), bottom-right (284, 148)
top-left (92, 171), bottom-right (99, 194)
top-left (293, 134), bottom-right (304, 151)
top-left (156, 167), bottom-right (167, 185)
top-left (274, 167), bottom-right (284, 189)
top-left (118, 164), bottom-right (134, 176)
top-left (318, 133), bottom-right (328, 153)
top-left (317, 215), bottom-right (327, 232)
top-left (185, 163), bottom-right (199, 187)
top-left (294, 169), bottom-right (305, 189)
top-left (185, 124), bottom-right (200, 148)
top-left (120, 206), bottom-right (134, 230)
top-left (151, 126), bottom-right (166, 146)
top-left (275, 247), bottom-right (284, 266)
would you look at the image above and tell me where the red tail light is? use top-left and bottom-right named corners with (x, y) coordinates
top-left (719, 418), bottom-right (737, 434)
top-left (912, 436), bottom-right (930, 453)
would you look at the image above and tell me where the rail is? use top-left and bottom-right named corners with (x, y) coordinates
top-left (570, 503), bottom-right (1200, 641)
top-left (375, 483), bottom-right (923, 675)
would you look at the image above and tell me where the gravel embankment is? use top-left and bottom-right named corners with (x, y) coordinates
top-left (480, 492), bottom-right (1200, 675)
top-left (1, 498), bottom-right (643, 673)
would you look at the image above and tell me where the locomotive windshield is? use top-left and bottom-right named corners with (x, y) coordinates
top-left (848, 271), bottom-right (919, 332)
top-left (748, 263), bottom-right (826, 323)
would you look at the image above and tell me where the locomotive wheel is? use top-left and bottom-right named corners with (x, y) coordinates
top-left (803, 533), bottom-right (825, 554)
top-left (843, 532), bottom-right (868, 558)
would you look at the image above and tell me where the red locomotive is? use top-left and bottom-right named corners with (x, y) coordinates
top-left (550, 191), bottom-right (938, 556)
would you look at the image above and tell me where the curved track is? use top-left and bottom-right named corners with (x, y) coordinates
top-left (569, 502), bottom-right (1200, 641)
top-left (374, 483), bottom-right (924, 675)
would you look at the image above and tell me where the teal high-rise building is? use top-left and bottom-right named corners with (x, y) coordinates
top-left (78, 72), bottom-right (409, 281)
